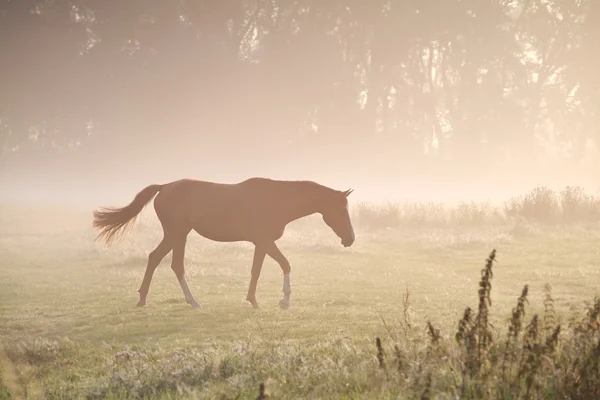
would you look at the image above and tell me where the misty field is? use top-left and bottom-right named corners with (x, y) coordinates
top-left (1, 187), bottom-right (600, 399)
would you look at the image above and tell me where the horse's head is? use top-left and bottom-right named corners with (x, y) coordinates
top-left (321, 188), bottom-right (355, 247)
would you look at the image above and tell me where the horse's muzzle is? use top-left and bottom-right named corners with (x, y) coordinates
top-left (342, 238), bottom-right (354, 247)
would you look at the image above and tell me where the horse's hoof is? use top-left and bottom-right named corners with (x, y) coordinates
top-left (247, 300), bottom-right (261, 309)
top-left (188, 300), bottom-right (201, 309)
top-left (279, 299), bottom-right (290, 310)
top-left (136, 301), bottom-right (146, 307)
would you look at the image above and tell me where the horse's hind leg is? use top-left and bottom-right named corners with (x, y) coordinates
top-left (246, 245), bottom-right (267, 309)
top-left (264, 242), bottom-right (292, 310)
top-left (170, 232), bottom-right (200, 308)
top-left (137, 235), bottom-right (173, 307)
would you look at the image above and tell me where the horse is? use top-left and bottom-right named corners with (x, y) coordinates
top-left (92, 177), bottom-right (356, 309)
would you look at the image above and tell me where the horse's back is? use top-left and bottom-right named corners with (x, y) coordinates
top-left (156, 179), bottom-right (235, 206)
top-left (152, 178), bottom-right (279, 241)
top-left (158, 177), bottom-right (312, 203)
top-left (154, 178), bottom-right (266, 218)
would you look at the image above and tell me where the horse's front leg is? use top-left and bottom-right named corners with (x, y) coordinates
top-left (246, 245), bottom-right (266, 309)
top-left (264, 242), bottom-right (292, 310)
top-left (171, 233), bottom-right (200, 308)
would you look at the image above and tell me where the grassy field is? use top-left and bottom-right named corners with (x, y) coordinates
top-left (1, 188), bottom-right (599, 399)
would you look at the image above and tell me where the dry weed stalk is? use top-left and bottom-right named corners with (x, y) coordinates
top-left (376, 337), bottom-right (385, 370)
top-left (256, 382), bottom-right (268, 400)
top-left (543, 283), bottom-right (557, 338)
top-left (473, 249), bottom-right (495, 368)
top-left (453, 249), bottom-right (496, 397)
top-left (468, 249), bottom-right (496, 376)
top-left (563, 297), bottom-right (600, 398)
top-left (516, 314), bottom-right (562, 398)
top-left (394, 344), bottom-right (404, 375)
top-left (427, 321), bottom-right (441, 346)
top-left (502, 284), bottom-right (528, 381)
top-left (403, 286), bottom-right (413, 331)
top-left (456, 307), bottom-right (473, 345)
top-left (420, 372), bottom-right (432, 400)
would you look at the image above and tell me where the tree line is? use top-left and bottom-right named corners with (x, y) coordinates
top-left (0, 0), bottom-right (598, 175)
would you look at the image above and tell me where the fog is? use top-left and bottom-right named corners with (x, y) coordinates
top-left (1, 135), bottom-right (598, 211)
top-left (1, 1), bottom-right (599, 211)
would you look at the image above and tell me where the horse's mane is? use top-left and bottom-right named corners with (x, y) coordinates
top-left (243, 177), bottom-right (338, 194)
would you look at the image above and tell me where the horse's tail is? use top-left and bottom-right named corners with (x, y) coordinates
top-left (92, 184), bottom-right (164, 245)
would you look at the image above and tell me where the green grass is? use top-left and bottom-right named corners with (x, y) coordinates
top-left (0, 199), bottom-right (599, 399)
top-left (0, 373), bottom-right (13, 400)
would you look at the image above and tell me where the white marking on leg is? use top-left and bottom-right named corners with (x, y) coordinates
top-left (179, 276), bottom-right (200, 308)
top-left (280, 273), bottom-right (291, 309)
top-left (283, 273), bottom-right (291, 295)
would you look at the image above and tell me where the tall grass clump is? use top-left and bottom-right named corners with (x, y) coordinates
top-left (504, 186), bottom-right (560, 223)
top-left (352, 185), bottom-right (600, 231)
top-left (372, 249), bottom-right (600, 399)
top-left (560, 186), bottom-right (600, 223)
top-left (353, 201), bottom-right (504, 230)
top-left (449, 250), bottom-right (599, 399)
top-left (501, 185), bottom-right (600, 225)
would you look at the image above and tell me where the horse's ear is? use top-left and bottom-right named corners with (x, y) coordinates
top-left (343, 189), bottom-right (354, 197)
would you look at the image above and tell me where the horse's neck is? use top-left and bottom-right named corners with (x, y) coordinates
top-left (277, 185), bottom-right (325, 223)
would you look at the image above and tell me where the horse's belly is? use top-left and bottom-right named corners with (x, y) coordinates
top-left (188, 203), bottom-right (270, 243)
top-left (193, 227), bottom-right (247, 242)
top-left (192, 214), bottom-right (251, 242)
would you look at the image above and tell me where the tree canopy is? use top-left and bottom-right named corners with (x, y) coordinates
top-left (1, 0), bottom-right (598, 186)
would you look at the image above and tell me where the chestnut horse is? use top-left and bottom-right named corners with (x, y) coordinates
top-left (92, 177), bottom-right (355, 309)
